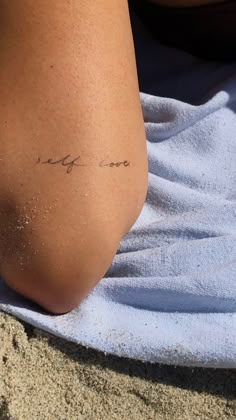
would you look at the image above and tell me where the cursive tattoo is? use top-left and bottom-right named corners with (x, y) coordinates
top-left (37, 155), bottom-right (130, 173)
top-left (99, 159), bottom-right (130, 168)
top-left (37, 155), bottom-right (88, 174)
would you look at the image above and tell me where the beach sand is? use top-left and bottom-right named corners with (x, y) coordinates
top-left (0, 312), bottom-right (235, 419)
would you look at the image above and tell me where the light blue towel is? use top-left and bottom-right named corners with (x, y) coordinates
top-left (1, 11), bottom-right (236, 368)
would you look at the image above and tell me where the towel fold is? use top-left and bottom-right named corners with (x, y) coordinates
top-left (1, 11), bottom-right (236, 368)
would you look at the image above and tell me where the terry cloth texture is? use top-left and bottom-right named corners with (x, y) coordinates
top-left (0, 10), bottom-right (236, 368)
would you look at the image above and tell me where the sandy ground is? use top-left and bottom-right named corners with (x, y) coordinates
top-left (0, 312), bottom-right (235, 420)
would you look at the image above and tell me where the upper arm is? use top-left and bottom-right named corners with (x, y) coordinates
top-left (0, 0), bottom-right (148, 225)
top-left (0, 0), bottom-right (148, 313)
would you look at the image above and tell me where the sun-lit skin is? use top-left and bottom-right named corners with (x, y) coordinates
top-left (0, 0), bottom-right (148, 314)
top-left (0, 0), bottom-right (234, 314)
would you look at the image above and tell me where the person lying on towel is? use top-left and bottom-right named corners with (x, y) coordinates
top-left (0, 0), bottom-right (234, 314)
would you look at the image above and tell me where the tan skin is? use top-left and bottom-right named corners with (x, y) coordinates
top-left (0, 0), bottom-right (148, 314)
top-left (0, 0), bottom-right (227, 314)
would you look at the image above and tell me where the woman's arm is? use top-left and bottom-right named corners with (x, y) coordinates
top-left (0, 0), bottom-right (148, 313)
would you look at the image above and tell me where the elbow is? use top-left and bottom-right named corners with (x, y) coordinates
top-left (1, 232), bottom-right (119, 315)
